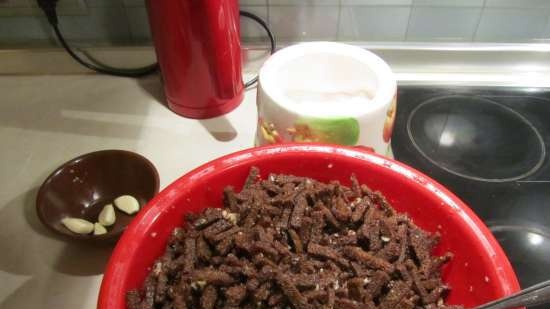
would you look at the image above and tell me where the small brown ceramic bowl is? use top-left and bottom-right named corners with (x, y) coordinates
top-left (36, 150), bottom-right (159, 243)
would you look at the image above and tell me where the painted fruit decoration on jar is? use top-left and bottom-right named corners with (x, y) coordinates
top-left (383, 95), bottom-right (397, 143)
top-left (258, 117), bottom-right (360, 146)
top-left (258, 118), bottom-right (283, 144)
top-left (288, 117), bottom-right (360, 146)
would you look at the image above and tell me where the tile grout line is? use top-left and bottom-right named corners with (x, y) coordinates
top-left (350, 4), bottom-right (362, 40)
top-left (265, 0), bottom-right (270, 26)
top-left (540, 8), bottom-right (550, 42)
top-left (123, 7), bottom-right (135, 44)
top-left (471, 0), bottom-right (486, 42)
top-left (403, 1), bottom-right (414, 41)
top-left (335, 0), bottom-right (342, 40)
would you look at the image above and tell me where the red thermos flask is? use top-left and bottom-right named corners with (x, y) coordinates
top-left (146, 0), bottom-right (244, 119)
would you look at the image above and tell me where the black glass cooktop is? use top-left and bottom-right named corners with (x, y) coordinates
top-left (392, 86), bottom-right (550, 308)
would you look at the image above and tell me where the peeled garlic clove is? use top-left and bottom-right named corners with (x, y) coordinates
top-left (114, 195), bottom-right (140, 215)
top-left (61, 217), bottom-right (94, 234)
top-left (98, 204), bottom-right (116, 226)
top-left (93, 223), bottom-right (107, 235)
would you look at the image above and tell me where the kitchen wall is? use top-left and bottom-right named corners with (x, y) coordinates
top-left (1, 0), bottom-right (550, 47)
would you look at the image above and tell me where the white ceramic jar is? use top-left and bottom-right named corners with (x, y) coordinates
top-left (256, 42), bottom-right (397, 155)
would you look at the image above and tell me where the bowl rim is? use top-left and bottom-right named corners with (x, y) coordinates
top-left (35, 149), bottom-right (160, 242)
top-left (98, 144), bottom-right (520, 309)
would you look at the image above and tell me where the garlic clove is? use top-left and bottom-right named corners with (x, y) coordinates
top-left (114, 195), bottom-right (140, 215)
top-left (98, 204), bottom-right (116, 226)
top-left (93, 222), bottom-right (108, 235)
top-left (61, 217), bottom-right (94, 234)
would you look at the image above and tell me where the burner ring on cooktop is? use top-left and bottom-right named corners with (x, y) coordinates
top-left (488, 221), bottom-right (550, 288)
top-left (407, 95), bottom-right (546, 182)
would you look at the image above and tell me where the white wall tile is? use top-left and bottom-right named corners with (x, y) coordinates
top-left (269, 0), bottom-right (339, 6)
top-left (122, 0), bottom-right (145, 8)
top-left (3, 0), bottom-right (550, 47)
top-left (413, 0), bottom-right (483, 7)
top-left (407, 7), bottom-right (481, 41)
top-left (542, 20), bottom-right (550, 40)
top-left (0, 0), bottom-right (31, 8)
top-left (341, 0), bottom-right (411, 5)
top-left (486, 0), bottom-right (550, 9)
top-left (241, 0), bottom-right (268, 5)
top-left (58, 7), bottom-right (132, 44)
top-left (0, 16), bottom-right (49, 42)
top-left (85, 0), bottom-right (123, 7)
top-left (240, 5), bottom-right (269, 41)
top-left (269, 5), bottom-right (339, 41)
top-left (125, 6), bottom-right (150, 43)
top-left (475, 8), bottom-right (548, 42)
top-left (339, 6), bottom-right (410, 41)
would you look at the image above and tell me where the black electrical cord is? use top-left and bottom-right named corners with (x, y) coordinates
top-left (240, 10), bottom-right (277, 88)
top-left (38, 0), bottom-right (157, 77)
top-left (38, 0), bottom-right (276, 85)
top-left (52, 23), bottom-right (159, 77)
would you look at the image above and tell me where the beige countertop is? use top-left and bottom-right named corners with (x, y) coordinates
top-left (0, 73), bottom-right (258, 309)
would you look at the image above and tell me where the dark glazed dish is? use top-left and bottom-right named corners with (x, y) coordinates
top-left (36, 149), bottom-right (159, 243)
top-left (127, 168), bottom-right (461, 309)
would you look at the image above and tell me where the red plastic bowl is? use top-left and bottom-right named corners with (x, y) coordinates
top-left (98, 144), bottom-right (520, 309)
